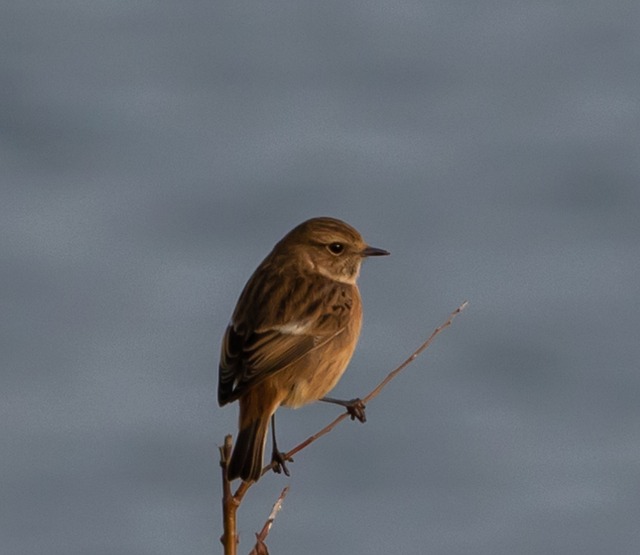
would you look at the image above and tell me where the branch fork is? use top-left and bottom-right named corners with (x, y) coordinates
top-left (219, 301), bottom-right (468, 554)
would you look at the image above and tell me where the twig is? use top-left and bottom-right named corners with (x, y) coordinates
top-left (363, 300), bottom-right (468, 404)
top-left (220, 301), bottom-right (469, 553)
top-left (270, 300), bottom-right (469, 467)
top-left (220, 435), bottom-right (238, 555)
top-left (249, 486), bottom-right (290, 555)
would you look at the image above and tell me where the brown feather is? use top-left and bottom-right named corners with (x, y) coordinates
top-left (217, 217), bottom-right (387, 481)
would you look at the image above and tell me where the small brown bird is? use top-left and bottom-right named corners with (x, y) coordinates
top-left (218, 217), bottom-right (389, 482)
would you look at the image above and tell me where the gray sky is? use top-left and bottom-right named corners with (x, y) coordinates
top-left (2, 2), bottom-right (640, 554)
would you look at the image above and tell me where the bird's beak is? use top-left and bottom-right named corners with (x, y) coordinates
top-left (361, 245), bottom-right (390, 257)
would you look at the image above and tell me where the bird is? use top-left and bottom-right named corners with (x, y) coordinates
top-left (218, 217), bottom-right (389, 482)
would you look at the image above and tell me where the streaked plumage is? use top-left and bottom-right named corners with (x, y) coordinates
top-left (218, 217), bottom-right (388, 482)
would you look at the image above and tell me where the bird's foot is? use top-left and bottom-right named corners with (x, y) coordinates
top-left (343, 398), bottom-right (367, 423)
top-left (321, 396), bottom-right (367, 422)
top-left (270, 450), bottom-right (293, 476)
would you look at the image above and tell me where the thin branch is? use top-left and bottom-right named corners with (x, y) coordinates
top-left (221, 435), bottom-right (255, 554)
top-left (221, 300), bottom-right (469, 552)
top-left (363, 300), bottom-right (469, 405)
top-left (249, 486), bottom-right (290, 555)
top-left (220, 435), bottom-right (239, 555)
top-left (271, 300), bottom-right (469, 467)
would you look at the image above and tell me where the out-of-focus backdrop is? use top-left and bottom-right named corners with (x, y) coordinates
top-left (3, 2), bottom-right (639, 554)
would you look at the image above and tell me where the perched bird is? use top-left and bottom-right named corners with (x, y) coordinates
top-left (218, 217), bottom-right (389, 482)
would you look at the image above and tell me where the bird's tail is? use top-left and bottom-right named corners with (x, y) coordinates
top-left (227, 410), bottom-right (271, 483)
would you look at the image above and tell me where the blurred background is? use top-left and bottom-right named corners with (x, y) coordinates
top-left (2, 1), bottom-right (640, 554)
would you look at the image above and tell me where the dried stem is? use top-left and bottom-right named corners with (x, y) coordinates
top-left (219, 435), bottom-right (238, 555)
top-left (362, 300), bottom-right (468, 405)
top-left (249, 486), bottom-right (290, 555)
top-left (269, 300), bottom-right (469, 467)
top-left (219, 301), bottom-right (468, 553)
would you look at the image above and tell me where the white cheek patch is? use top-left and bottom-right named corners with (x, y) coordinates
top-left (316, 265), bottom-right (359, 284)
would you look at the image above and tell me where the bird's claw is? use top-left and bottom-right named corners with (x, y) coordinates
top-left (271, 450), bottom-right (293, 476)
top-left (345, 398), bottom-right (366, 423)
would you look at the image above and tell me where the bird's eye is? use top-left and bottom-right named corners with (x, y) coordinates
top-left (328, 242), bottom-right (345, 255)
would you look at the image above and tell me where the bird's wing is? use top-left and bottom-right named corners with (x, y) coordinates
top-left (217, 321), bottom-right (346, 405)
top-left (218, 274), bottom-right (354, 406)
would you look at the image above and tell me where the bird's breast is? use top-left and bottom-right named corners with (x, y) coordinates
top-left (278, 311), bottom-right (362, 408)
